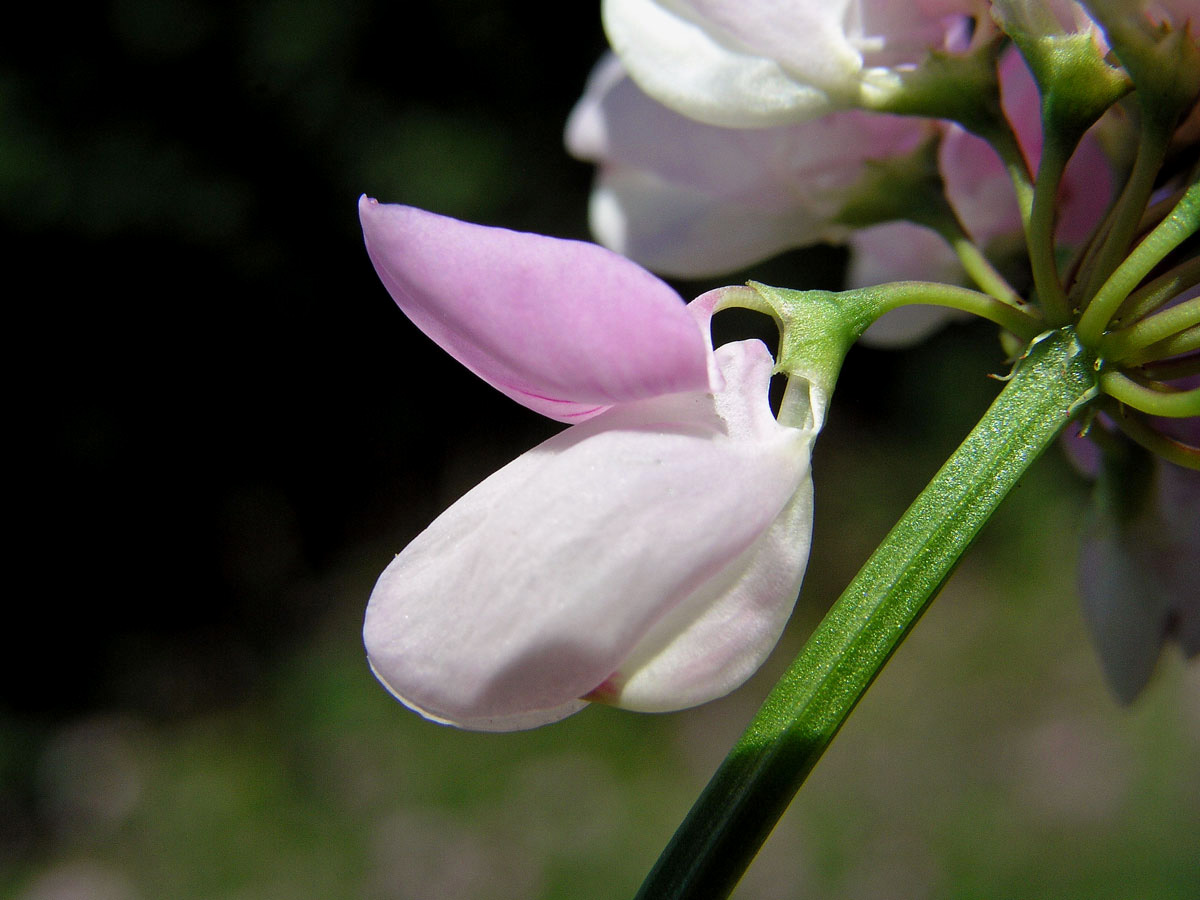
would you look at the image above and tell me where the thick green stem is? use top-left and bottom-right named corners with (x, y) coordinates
top-left (633, 329), bottom-right (1099, 900)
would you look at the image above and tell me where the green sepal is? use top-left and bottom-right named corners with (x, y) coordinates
top-left (993, 1), bottom-right (1131, 137)
top-left (740, 282), bottom-right (883, 403)
top-left (861, 35), bottom-right (1011, 141)
top-left (1081, 1), bottom-right (1200, 128)
top-left (833, 134), bottom-right (961, 235)
top-left (1019, 34), bottom-right (1130, 139)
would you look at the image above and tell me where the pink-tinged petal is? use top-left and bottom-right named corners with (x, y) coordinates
top-left (1056, 125), bottom-right (1114, 244)
top-left (679, 0), bottom-right (865, 90)
top-left (363, 340), bottom-right (813, 731)
top-left (602, 0), bottom-right (983, 126)
top-left (939, 127), bottom-right (1025, 247)
top-left (602, 0), bottom-right (838, 127)
top-left (604, 345), bottom-right (820, 710)
top-left (1157, 464), bottom-right (1200, 657)
top-left (359, 197), bottom-right (716, 422)
top-left (609, 443), bottom-right (814, 711)
top-left (568, 55), bottom-right (930, 213)
top-left (1077, 523), bottom-right (1174, 703)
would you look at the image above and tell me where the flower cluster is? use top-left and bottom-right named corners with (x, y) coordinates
top-left (570, 0), bottom-right (1200, 699)
top-left (359, 0), bottom-right (1199, 728)
top-left (569, 2), bottom-right (1111, 341)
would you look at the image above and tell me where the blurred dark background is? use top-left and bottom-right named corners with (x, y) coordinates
top-left (4, 3), bottom-right (1197, 899)
top-left (7, 0), bottom-right (615, 717)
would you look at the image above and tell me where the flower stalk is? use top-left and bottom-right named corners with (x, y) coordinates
top-left (634, 327), bottom-right (1100, 900)
top-left (1078, 178), bottom-right (1200, 347)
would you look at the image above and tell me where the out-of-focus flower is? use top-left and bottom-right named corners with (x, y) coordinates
top-left (565, 53), bottom-right (934, 279)
top-left (359, 201), bottom-right (821, 730)
top-left (602, 0), bottom-right (986, 127)
top-left (566, 47), bottom-right (1112, 344)
top-left (1085, 0), bottom-right (1200, 32)
top-left (1066, 418), bottom-right (1200, 702)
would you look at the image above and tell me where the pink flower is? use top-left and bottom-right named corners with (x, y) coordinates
top-left (359, 201), bottom-right (821, 730)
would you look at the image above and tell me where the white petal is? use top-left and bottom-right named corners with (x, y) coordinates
top-left (612, 473), bottom-right (814, 710)
top-left (364, 341), bottom-right (813, 730)
top-left (567, 55), bottom-right (933, 277)
top-left (589, 169), bottom-right (823, 277)
top-left (603, 0), bottom-right (838, 126)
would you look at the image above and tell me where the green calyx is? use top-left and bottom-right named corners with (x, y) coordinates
top-left (746, 283), bottom-right (870, 399)
top-left (861, 35), bottom-right (1009, 139)
top-left (1082, 2), bottom-right (1200, 125)
top-left (833, 135), bottom-right (956, 233)
top-left (1020, 34), bottom-right (1131, 139)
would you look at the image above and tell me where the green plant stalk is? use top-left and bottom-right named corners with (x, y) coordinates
top-left (1100, 371), bottom-right (1200, 416)
top-left (1078, 178), bottom-right (1200, 346)
top-left (1075, 116), bottom-right (1174, 310)
top-left (1027, 136), bottom-right (1074, 325)
top-left (1120, 324), bottom-right (1200, 366)
top-left (946, 231), bottom-right (1025, 308)
top-left (1100, 295), bottom-right (1200, 359)
top-left (852, 280), bottom-right (1044, 342)
top-left (1105, 403), bottom-right (1200, 470)
top-left (633, 328), bottom-right (1099, 900)
top-left (1111, 255), bottom-right (1200, 326)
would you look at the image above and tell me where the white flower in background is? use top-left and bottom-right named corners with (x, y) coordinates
top-left (566, 53), bottom-right (934, 279)
top-left (1065, 419), bottom-right (1200, 703)
top-left (567, 46), bottom-right (1112, 344)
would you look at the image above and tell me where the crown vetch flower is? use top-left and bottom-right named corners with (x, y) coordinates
top-left (359, 201), bottom-right (820, 730)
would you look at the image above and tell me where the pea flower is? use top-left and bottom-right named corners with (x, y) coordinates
top-left (358, 198), bottom-right (821, 731)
